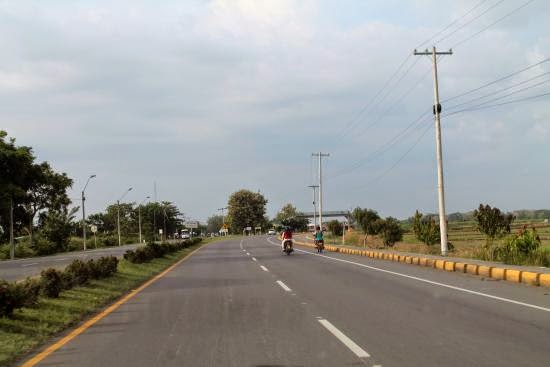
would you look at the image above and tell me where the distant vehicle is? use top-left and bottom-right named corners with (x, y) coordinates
top-left (267, 229), bottom-right (276, 235)
top-left (181, 229), bottom-right (190, 240)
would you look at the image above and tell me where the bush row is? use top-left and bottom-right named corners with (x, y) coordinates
top-left (124, 238), bottom-right (202, 264)
top-left (0, 256), bottom-right (119, 317)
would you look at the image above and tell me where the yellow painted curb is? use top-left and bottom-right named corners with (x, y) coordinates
top-left (444, 261), bottom-right (455, 272)
top-left (435, 259), bottom-right (446, 270)
top-left (491, 267), bottom-right (506, 280)
top-left (466, 264), bottom-right (479, 275)
top-left (540, 274), bottom-right (550, 287)
top-left (454, 262), bottom-right (467, 273)
top-left (506, 269), bottom-right (521, 283)
top-left (293, 237), bottom-right (550, 288)
top-left (478, 265), bottom-right (492, 277)
top-left (521, 271), bottom-right (539, 286)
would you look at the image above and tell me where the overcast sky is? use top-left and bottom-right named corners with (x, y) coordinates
top-left (1, 0), bottom-right (549, 222)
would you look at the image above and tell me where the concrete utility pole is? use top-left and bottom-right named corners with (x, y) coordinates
top-left (9, 197), bottom-right (14, 260)
top-left (307, 185), bottom-right (319, 229)
top-left (414, 46), bottom-right (452, 256)
top-left (117, 187), bottom-right (133, 246)
top-left (81, 174), bottom-right (96, 251)
top-left (138, 196), bottom-right (150, 244)
top-left (312, 152), bottom-right (329, 231)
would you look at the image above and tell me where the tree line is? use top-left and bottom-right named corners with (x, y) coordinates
top-left (0, 131), bottom-right (184, 259)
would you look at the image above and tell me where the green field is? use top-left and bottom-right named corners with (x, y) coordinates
top-left (322, 219), bottom-right (550, 259)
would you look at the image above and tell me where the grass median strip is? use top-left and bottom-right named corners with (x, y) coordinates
top-left (0, 239), bottom-right (211, 367)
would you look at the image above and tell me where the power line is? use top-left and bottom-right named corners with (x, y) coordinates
top-left (341, 56), bottom-right (420, 137)
top-left (445, 71), bottom-right (550, 111)
top-left (447, 78), bottom-right (550, 112)
top-left (339, 54), bottom-right (413, 137)
top-left (442, 57), bottom-right (550, 103)
top-left (329, 111), bottom-right (431, 179)
top-left (452, 0), bottom-right (538, 49)
top-left (434, 0), bottom-right (506, 45)
top-left (354, 122), bottom-right (433, 190)
top-left (445, 90), bottom-right (550, 116)
top-left (415, 0), bottom-right (490, 49)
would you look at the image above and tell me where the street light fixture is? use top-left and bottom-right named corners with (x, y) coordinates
top-left (117, 187), bottom-right (133, 246)
top-left (138, 195), bottom-right (150, 244)
top-left (81, 174), bottom-right (96, 251)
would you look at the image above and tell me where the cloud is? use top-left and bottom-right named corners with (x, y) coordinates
top-left (0, 0), bottom-right (548, 219)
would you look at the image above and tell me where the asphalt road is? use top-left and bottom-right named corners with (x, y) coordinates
top-left (0, 244), bottom-right (140, 281)
top-left (21, 236), bottom-right (550, 367)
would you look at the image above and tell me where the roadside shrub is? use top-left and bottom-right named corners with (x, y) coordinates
top-left (412, 210), bottom-right (440, 247)
top-left (40, 268), bottom-right (64, 298)
top-left (378, 217), bottom-right (403, 247)
top-left (327, 220), bottom-right (343, 236)
top-left (67, 237), bottom-right (83, 252)
top-left (101, 235), bottom-right (118, 247)
top-left (64, 259), bottom-right (90, 286)
top-left (87, 256), bottom-right (118, 279)
top-left (32, 235), bottom-right (60, 256)
top-left (494, 227), bottom-right (542, 265)
top-left (0, 278), bottom-right (42, 316)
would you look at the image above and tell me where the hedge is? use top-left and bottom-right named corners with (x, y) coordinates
top-left (124, 239), bottom-right (202, 264)
top-left (0, 256), bottom-right (119, 317)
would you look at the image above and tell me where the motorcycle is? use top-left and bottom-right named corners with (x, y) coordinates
top-left (314, 239), bottom-right (324, 253)
top-left (282, 239), bottom-right (294, 255)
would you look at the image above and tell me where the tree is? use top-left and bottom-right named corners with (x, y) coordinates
top-left (275, 203), bottom-right (308, 231)
top-left (352, 207), bottom-right (381, 244)
top-left (473, 204), bottom-right (515, 249)
top-left (25, 162), bottom-right (73, 245)
top-left (377, 217), bottom-right (403, 247)
top-left (38, 207), bottom-right (79, 254)
top-left (227, 190), bottom-right (268, 234)
top-left (327, 219), bottom-right (343, 236)
top-left (412, 210), bottom-right (440, 247)
top-left (206, 214), bottom-right (223, 234)
top-left (0, 130), bottom-right (35, 244)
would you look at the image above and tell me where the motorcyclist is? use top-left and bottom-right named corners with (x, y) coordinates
top-left (314, 225), bottom-right (324, 252)
top-left (281, 227), bottom-right (293, 251)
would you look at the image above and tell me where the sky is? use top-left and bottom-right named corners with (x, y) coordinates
top-left (1, 0), bottom-right (549, 222)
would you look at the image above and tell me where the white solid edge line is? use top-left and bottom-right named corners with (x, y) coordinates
top-left (276, 280), bottom-right (292, 292)
top-left (260, 265), bottom-right (269, 272)
top-left (318, 319), bottom-right (370, 358)
top-left (265, 238), bottom-right (550, 313)
top-left (21, 262), bottom-right (39, 267)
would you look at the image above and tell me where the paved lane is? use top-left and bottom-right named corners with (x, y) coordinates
top-left (21, 236), bottom-right (550, 367)
top-left (25, 238), bottom-right (372, 367)
top-left (0, 244), bottom-right (140, 281)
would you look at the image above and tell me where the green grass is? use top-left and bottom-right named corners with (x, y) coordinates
top-left (0, 238), bottom-right (217, 366)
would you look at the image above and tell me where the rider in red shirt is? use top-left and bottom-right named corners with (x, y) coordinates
top-left (281, 227), bottom-right (293, 251)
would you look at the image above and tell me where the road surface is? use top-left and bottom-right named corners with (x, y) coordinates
top-left (20, 236), bottom-right (550, 367)
top-left (0, 244), bottom-right (140, 282)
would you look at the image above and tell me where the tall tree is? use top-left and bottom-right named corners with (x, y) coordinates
top-left (206, 214), bottom-right (223, 234)
top-left (25, 162), bottom-right (73, 245)
top-left (275, 203), bottom-right (308, 231)
top-left (227, 190), bottom-right (268, 234)
top-left (473, 204), bottom-right (515, 250)
top-left (0, 131), bottom-right (35, 244)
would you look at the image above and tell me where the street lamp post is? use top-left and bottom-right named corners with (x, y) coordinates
top-left (117, 187), bottom-right (133, 246)
top-left (138, 196), bottom-right (150, 244)
top-left (81, 175), bottom-right (96, 251)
